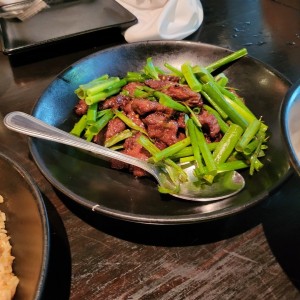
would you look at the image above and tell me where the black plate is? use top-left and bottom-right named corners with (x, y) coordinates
top-left (0, 0), bottom-right (137, 55)
top-left (281, 78), bottom-right (300, 176)
top-left (30, 41), bottom-right (291, 224)
top-left (0, 152), bottom-right (49, 299)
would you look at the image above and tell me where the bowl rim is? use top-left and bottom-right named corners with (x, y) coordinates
top-left (280, 78), bottom-right (300, 176)
top-left (0, 151), bottom-right (50, 300)
top-left (29, 40), bottom-right (292, 224)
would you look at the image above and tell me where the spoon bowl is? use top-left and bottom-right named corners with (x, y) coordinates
top-left (4, 111), bottom-right (245, 202)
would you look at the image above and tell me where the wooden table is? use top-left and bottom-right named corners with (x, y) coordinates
top-left (1, 0), bottom-right (300, 299)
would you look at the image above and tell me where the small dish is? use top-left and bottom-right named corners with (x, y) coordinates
top-left (281, 79), bottom-right (300, 175)
top-left (0, 152), bottom-right (50, 299)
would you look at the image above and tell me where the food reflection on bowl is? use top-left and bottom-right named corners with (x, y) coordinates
top-left (0, 152), bottom-right (50, 300)
top-left (281, 79), bottom-right (300, 175)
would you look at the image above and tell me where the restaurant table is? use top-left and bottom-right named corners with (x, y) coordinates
top-left (1, 0), bottom-right (300, 299)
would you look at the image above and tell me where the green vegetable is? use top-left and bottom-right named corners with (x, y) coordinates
top-left (206, 48), bottom-right (248, 73)
top-left (194, 121), bottom-right (217, 176)
top-left (181, 62), bottom-right (202, 92)
top-left (151, 137), bottom-right (191, 163)
top-left (86, 77), bottom-right (120, 96)
top-left (203, 104), bottom-right (229, 133)
top-left (104, 129), bottom-right (133, 148)
top-left (86, 103), bottom-right (98, 125)
top-left (84, 109), bottom-right (114, 141)
top-left (201, 90), bottom-right (228, 120)
top-left (70, 115), bottom-right (87, 137)
top-left (170, 143), bottom-right (219, 160)
top-left (213, 124), bottom-right (244, 164)
top-left (113, 110), bottom-right (148, 136)
top-left (85, 78), bottom-right (127, 105)
top-left (236, 118), bottom-right (261, 152)
top-left (203, 82), bottom-right (249, 129)
top-left (75, 74), bottom-right (109, 99)
top-left (143, 57), bottom-right (159, 79)
top-left (164, 62), bottom-right (183, 78)
top-left (215, 73), bottom-right (229, 87)
top-left (138, 135), bottom-right (188, 185)
top-left (186, 119), bottom-right (205, 178)
top-left (154, 91), bottom-right (189, 113)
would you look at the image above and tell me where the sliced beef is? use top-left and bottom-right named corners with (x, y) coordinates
top-left (93, 130), bottom-right (105, 145)
top-left (177, 112), bottom-right (186, 129)
top-left (111, 132), bottom-right (150, 177)
top-left (158, 74), bottom-right (180, 82)
top-left (105, 118), bottom-right (126, 140)
top-left (197, 109), bottom-right (222, 141)
top-left (143, 112), bottom-right (183, 146)
top-left (145, 79), bottom-right (174, 90)
top-left (164, 85), bottom-right (202, 107)
top-left (131, 98), bottom-right (173, 116)
top-left (102, 94), bottom-right (130, 110)
top-left (122, 82), bottom-right (145, 97)
top-left (145, 79), bottom-right (202, 107)
top-left (122, 101), bottom-right (146, 129)
top-left (74, 99), bottom-right (88, 115)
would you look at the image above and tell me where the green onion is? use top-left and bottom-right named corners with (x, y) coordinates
top-left (181, 62), bottom-right (202, 92)
top-left (164, 62), bottom-right (183, 77)
top-left (236, 118), bottom-right (261, 152)
top-left (143, 57), bottom-right (159, 79)
top-left (86, 103), bottom-right (98, 125)
top-left (84, 109), bottom-right (114, 141)
top-left (154, 91), bottom-right (189, 113)
top-left (151, 137), bottom-right (191, 163)
top-left (85, 78), bottom-right (127, 105)
top-left (206, 48), bottom-right (248, 73)
top-left (70, 115), bottom-right (87, 137)
top-left (203, 104), bottom-right (229, 133)
top-left (104, 129), bottom-right (133, 148)
top-left (113, 110), bottom-right (148, 136)
top-left (186, 119), bottom-right (205, 178)
top-left (213, 124), bottom-right (244, 164)
top-left (203, 82), bottom-right (249, 129)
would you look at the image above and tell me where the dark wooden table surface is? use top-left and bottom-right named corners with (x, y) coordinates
top-left (1, 0), bottom-right (300, 299)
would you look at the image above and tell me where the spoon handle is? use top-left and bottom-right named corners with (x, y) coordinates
top-left (3, 111), bottom-right (156, 177)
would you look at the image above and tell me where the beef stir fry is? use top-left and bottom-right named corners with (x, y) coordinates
top-left (70, 49), bottom-right (268, 194)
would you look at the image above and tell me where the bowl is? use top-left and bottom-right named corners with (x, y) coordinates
top-left (0, 152), bottom-right (50, 299)
top-left (29, 41), bottom-right (291, 224)
top-left (281, 78), bottom-right (300, 175)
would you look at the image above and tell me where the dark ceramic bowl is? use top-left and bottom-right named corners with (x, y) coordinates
top-left (30, 41), bottom-right (291, 224)
top-left (0, 152), bottom-right (49, 299)
top-left (281, 79), bottom-right (300, 176)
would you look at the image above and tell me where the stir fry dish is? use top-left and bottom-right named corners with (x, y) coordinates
top-left (70, 48), bottom-right (269, 194)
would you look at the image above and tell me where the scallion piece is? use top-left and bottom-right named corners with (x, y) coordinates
top-left (84, 109), bottom-right (114, 141)
top-left (113, 110), bottom-right (148, 136)
top-left (86, 103), bottom-right (98, 125)
top-left (164, 62), bottom-right (183, 77)
top-left (154, 91), bottom-right (189, 113)
top-left (206, 48), bottom-right (248, 73)
top-left (181, 62), bottom-right (202, 92)
top-left (143, 57), bottom-right (159, 80)
top-left (70, 115), bottom-right (87, 137)
top-left (213, 124), bottom-right (244, 164)
top-left (236, 118), bottom-right (261, 152)
top-left (104, 129), bottom-right (133, 148)
top-left (203, 104), bottom-right (229, 133)
top-left (151, 137), bottom-right (191, 163)
top-left (203, 82), bottom-right (249, 129)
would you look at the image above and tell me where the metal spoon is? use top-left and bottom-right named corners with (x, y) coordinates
top-left (4, 111), bottom-right (245, 201)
